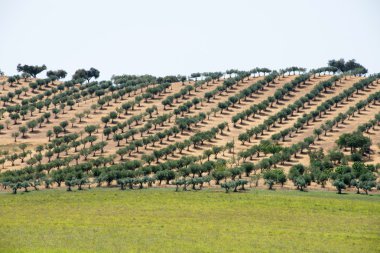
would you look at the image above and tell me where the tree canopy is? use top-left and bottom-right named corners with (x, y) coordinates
top-left (328, 58), bottom-right (367, 74)
top-left (72, 68), bottom-right (100, 82)
top-left (17, 64), bottom-right (47, 78)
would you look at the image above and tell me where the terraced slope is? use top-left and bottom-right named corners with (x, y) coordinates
top-left (0, 68), bottom-right (379, 192)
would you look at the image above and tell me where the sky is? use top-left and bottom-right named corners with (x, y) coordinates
top-left (0, 0), bottom-right (379, 80)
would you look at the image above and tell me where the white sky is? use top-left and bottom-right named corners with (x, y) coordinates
top-left (0, 0), bottom-right (379, 80)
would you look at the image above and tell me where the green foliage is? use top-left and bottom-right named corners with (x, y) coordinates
top-left (328, 58), bottom-right (367, 73)
top-left (72, 68), bottom-right (100, 82)
top-left (263, 169), bottom-right (286, 189)
top-left (288, 164), bottom-right (310, 191)
top-left (17, 64), bottom-right (47, 78)
top-left (220, 179), bottom-right (248, 193)
top-left (336, 132), bottom-right (371, 154)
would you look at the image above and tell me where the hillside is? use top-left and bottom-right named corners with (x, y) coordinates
top-left (0, 66), bottom-right (379, 193)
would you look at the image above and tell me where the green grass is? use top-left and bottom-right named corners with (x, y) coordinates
top-left (0, 188), bottom-right (379, 253)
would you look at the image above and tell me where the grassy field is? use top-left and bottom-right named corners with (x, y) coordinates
top-left (0, 188), bottom-right (379, 253)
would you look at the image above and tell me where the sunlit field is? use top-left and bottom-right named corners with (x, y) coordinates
top-left (1, 188), bottom-right (379, 253)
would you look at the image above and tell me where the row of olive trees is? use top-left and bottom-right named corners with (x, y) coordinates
top-left (2, 145), bottom-right (378, 194)
top-left (238, 74), bottom-right (378, 149)
top-left (236, 73), bottom-right (312, 143)
top-left (270, 77), bottom-right (380, 145)
top-left (4, 70), bottom-right (215, 169)
top-left (237, 85), bottom-right (379, 175)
